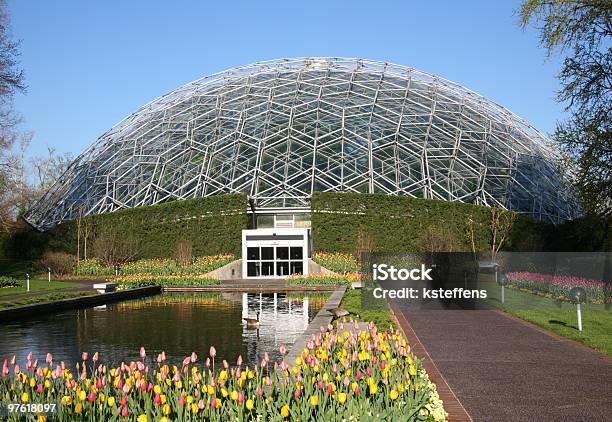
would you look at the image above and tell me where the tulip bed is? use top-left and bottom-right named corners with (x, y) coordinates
top-left (0, 321), bottom-right (446, 421)
top-left (312, 252), bottom-right (360, 273)
top-left (115, 275), bottom-right (221, 290)
top-left (75, 255), bottom-right (235, 277)
top-left (287, 273), bottom-right (360, 286)
top-left (505, 272), bottom-right (611, 304)
top-left (0, 276), bottom-right (21, 288)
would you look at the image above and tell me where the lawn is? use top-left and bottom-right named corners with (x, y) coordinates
top-left (0, 291), bottom-right (95, 309)
top-left (341, 287), bottom-right (397, 329)
top-left (0, 279), bottom-right (84, 297)
top-left (482, 281), bottom-right (612, 356)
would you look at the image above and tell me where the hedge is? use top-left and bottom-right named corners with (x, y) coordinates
top-left (311, 192), bottom-right (550, 253)
top-left (3, 194), bottom-right (248, 259)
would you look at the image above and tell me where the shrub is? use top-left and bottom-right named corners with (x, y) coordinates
top-left (92, 228), bottom-right (139, 267)
top-left (419, 225), bottom-right (461, 252)
top-left (0, 276), bottom-right (20, 288)
top-left (38, 251), bottom-right (77, 277)
top-left (175, 240), bottom-right (193, 266)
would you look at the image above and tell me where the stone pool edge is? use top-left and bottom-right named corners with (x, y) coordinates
top-left (285, 285), bottom-right (347, 364)
top-left (0, 286), bottom-right (161, 321)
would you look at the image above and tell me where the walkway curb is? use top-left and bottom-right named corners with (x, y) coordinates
top-left (0, 286), bottom-right (161, 321)
top-left (389, 303), bottom-right (473, 422)
top-left (285, 286), bottom-right (346, 364)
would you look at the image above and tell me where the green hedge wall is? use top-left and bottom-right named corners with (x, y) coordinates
top-left (4, 194), bottom-right (248, 259)
top-left (311, 192), bottom-right (550, 253)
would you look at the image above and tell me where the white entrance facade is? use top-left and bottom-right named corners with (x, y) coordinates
top-left (241, 228), bottom-right (310, 278)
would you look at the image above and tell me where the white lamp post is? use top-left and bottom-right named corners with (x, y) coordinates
top-left (48, 267), bottom-right (51, 283)
top-left (569, 287), bottom-right (587, 331)
top-left (496, 273), bottom-right (509, 304)
top-left (26, 273), bottom-right (30, 292)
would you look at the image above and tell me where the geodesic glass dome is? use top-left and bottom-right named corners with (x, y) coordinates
top-left (25, 57), bottom-right (580, 230)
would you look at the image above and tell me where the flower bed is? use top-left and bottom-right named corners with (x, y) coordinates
top-left (312, 252), bottom-right (360, 273)
top-left (505, 272), bottom-right (610, 304)
top-left (116, 275), bottom-right (222, 290)
top-left (287, 273), bottom-right (360, 286)
top-left (0, 322), bottom-right (447, 421)
top-left (0, 276), bottom-right (21, 288)
top-left (75, 255), bottom-right (235, 277)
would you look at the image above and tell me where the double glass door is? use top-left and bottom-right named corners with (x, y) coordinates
top-left (246, 246), bottom-right (304, 277)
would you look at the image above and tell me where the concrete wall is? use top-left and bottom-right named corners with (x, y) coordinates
top-left (308, 258), bottom-right (336, 275)
top-left (205, 259), bottom-right (243, 279)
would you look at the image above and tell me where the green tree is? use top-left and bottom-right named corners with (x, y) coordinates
top-left (519, 0), bottom-right (611, 216)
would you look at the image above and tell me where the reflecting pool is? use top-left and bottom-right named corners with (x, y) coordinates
top-left (0, 292), bottom-right (329, 369)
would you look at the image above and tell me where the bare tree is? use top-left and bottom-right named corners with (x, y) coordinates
top-left (490, 208), bottom-right (517, 261)
top-left (92, 228), bottom-right (139, 267)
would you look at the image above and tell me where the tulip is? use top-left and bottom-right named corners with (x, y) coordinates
top-left (190, 352), bottom-right (197, 363)
top-left (223, 360), bottom-right (228, 369)
top-left (88, 391), bottom-right (96, 403)
top-left (121, 395), bottom-right (127, 406)
top-left (209, 346), bottom-right (216, 358)
top-left (92, 352), bottom-right (99, 363)
top-left (236, 355), bottom-right (243, 366)
top-left (139, 347), bottom-right (146, 359)
top-left (279, 345), bottom-right (286, 355)
top-left (82, 352), bottom-right (88, 361)
top-left (198, 399), bottom-right (205, 410)
top-left (154, 393), bottom-right (161, 405)
top-left (257, 387), bottom-right (263, 397)
top-left (178, 395), bottom-right (185, 407)
top-left (121, 406), bottom-right (129, 417)
top-left (294, 388), bottom-right (301, 398)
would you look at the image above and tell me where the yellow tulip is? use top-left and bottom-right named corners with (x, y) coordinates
top-left (74, 403), bottom-right (83, 414)
top-left (29, 377), bottom-right (36, 388)
top-left (21, 392), bottom-right (29, 402)
top-left (153, 385), bottom-right (161, 394)
top-left (369, 383), bottom-right (378, 395)
top-left (191, 403), bottom-right (198, 413)
top-left (137, 414), bottom-right (148, 422)
top-left (231, 390), bottom-right (238, 401)
top-left (78, 390), bottom-right (86, 401)
top-left (207, 385), bottom-right (215, 395)
top-left (160, 418), bottom-right (169, 422)
top-left (37, 416), bottom-right (46, 422)
top-left (310, 395), bottom-right (318, 406)
top-left (61, 396), bottom-right (72, 406)
top-left (281, 404), bottom-right (290, 418)
top-left (160, 394), bottom-right (167, 404)
top-left (246, 399), bottom-right (254, 410)
top-left (163, 404), bottom-right (171, 415)
top-left (390, 390), bottom-right (399, 400)
top-left (338, 392), bottom-right (347, 404)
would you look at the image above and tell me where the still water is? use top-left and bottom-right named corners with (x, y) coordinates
top-left (0, 292), bottom-right (328, 369)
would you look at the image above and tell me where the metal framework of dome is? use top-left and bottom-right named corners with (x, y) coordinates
top-left (25, 57), bottom-right (580, 230)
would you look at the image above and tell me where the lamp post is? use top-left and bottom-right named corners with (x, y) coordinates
top-left (569, 286), bottom-right (587, 331)
top-left (26, 273), bottom-right (30, 292)
top-left (48, 267), bottom-right (51, 283)
top-left (497, 273), bottom-right (509, 304)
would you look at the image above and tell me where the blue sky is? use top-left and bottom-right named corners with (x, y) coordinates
top-left (10, 0), bottom-right (565, 157)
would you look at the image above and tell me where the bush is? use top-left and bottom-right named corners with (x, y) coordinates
top-left (419, 225), bottom-right (461, 252)
top-left (38, 251), bottom-right (77, 277)
top-left (0, 276), bottom-right (20, 288)
top-left (92, 228), bottom-right (139, 267)
top-left (175, 240), bottom-right (193, 266)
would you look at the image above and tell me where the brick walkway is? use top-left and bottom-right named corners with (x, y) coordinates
top-left (389, 302), bottom-right (612, 421)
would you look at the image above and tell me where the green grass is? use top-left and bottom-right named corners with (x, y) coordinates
top-left (341, 287), bottom-right (397, 330)
top-left (0, 279), bottom-right (83, 297)
top-left (483, 282), bottom-right (612, 356)
top-left (0, 291), bottom-right (95, 309)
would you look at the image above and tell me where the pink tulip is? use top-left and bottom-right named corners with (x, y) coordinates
top-left (210, 397), bottom-right (217, 409)
top-left (178, 395), bottom-right (185, 407)
top-left (327, 384), bottom-right (333, 393)
top-left (10, 355), bottom-right (15, 365)
top-left (37, 384), bottom-right (43, 393)
top-left (81, 352), bottom-right (88, 361)
top-left (190, 352), bottom-right (197, 363)
top-left (121, 396), bottom-right (127, 406)
top-left (257, 387), bottom-right (263, 397)
top-left (154, 393), bottom-right (161, 405)
top-left (366, 367), bottom-right (372, 376)
top-left (209, 346), bottom-right (216, 358)
top-left (122, 383), bottom-right (130, 394)
top-left (238, 391), bottom-right (244, 403)
top-left (294, 389), bottom-right (301, 398)
top-left (182, 356), bottom-right (191, 367)
top-left (27, 352), bottom-right (32, 361)
top-left (236, 355), bottom-right (243, 366)
top-left (121, 406), bottom-right (129, 417)
top-left (45, 353), bottom-right (52, 365)
top-left (88, 391), bottom-right (95, 403)
top-left (263, 351), bottom-right (269, 362)
top-left (318, 380), bottom-right (324, 389)
top-left (223, 360), bottom-right (228, 369)
top-left (139, 347), bottom-right (146, 359)
top-left (205, 358), bottom-right (210, 367)
top-left (14, 364), bottom-right (20, 375)
top-left (198, 399), bottom-right (205, 410)
top-left (279, 345), bottom-right (286, 355)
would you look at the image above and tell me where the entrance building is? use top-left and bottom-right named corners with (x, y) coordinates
top-left (241, 228), bottom-right (310, 278)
